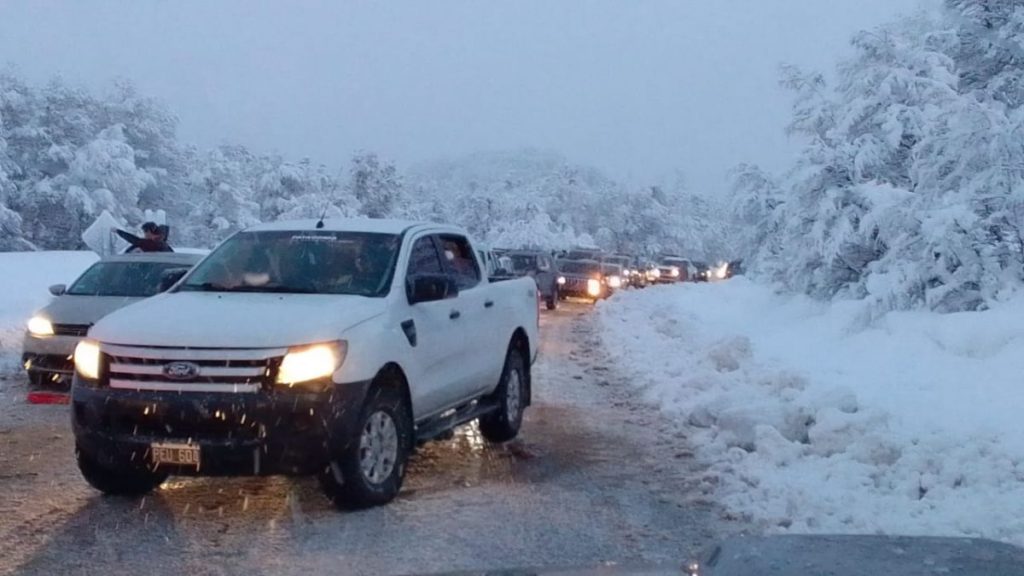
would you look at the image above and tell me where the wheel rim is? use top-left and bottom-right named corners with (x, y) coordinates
top-left (359, 410), bottom-right (398, 485)
top-left (505, 369), bottom-right (522, 423)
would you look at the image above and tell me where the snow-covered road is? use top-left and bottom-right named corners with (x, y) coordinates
top-left (0, 303), bottom-right (727, 576)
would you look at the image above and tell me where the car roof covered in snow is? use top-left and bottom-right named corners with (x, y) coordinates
top-left (246, 218), bottom-right (464, 236)
top-left (100, 252), bottom-right (204, 265)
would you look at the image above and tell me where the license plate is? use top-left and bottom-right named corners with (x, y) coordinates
top-left (151, 442), bottom-right (200, 468)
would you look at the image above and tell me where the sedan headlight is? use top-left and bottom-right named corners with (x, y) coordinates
top-left (74, 339), bottom-right (101, 380)
top-left (277, 341), bottom-right (347, 386)
top-left (557, 276), bottom-right (566, 285)
top-left (670, 267), bottom-right (681, 278)
top-left (27, 316), bottom-right (54, 337)
top-left (586, 278), bottom-right (602, 297)
top-left (650, 269), bottom-right (661, 278)
top-left (608, 275), bottom-right (622, 289)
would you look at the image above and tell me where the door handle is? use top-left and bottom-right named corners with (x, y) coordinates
top-left (484, 300), bottom-right (494, 308)
top-left (449, 310), bottom-right (461, 320)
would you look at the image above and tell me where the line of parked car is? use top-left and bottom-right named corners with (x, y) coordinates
top-left (20, 224), bottom-right (741, 510)
top-left (475, 245), bottom-right (744, 306)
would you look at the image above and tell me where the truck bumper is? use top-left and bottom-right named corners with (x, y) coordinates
top-left (71, 378), bottom-right (372, 476)
top-left (22, 334), bottom-right (79, 389)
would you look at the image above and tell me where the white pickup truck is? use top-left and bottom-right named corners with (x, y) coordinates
top-left (71, 219), bottom-right (539, 508)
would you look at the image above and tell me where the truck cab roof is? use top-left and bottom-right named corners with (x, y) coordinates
top-left (247, 218), bottom-right (467, 237)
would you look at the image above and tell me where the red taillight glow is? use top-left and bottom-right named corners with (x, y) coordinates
top-left (27, 391), bottom-right (69, 405)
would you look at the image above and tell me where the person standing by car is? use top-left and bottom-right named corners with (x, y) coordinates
top-left (114, 222), bottom-right (173, 253)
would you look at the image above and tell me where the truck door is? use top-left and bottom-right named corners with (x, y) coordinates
top-left (437, 234), bottom-right (500, 399)
top-left (403, 234), bottom-right (468, 416)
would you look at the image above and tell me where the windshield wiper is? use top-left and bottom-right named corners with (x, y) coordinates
top-left (179, 282), bottom-right (318, 294)
top-left (180, 282), bottom-right (234, 292)
top-left (229, 284), bottom-right (318, 294)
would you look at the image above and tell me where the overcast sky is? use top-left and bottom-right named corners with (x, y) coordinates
top-left (0, 0), bottom-right (924, 194)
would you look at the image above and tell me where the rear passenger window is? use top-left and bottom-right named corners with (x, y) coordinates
top-left (439, 235), bottom-right (481, 290)
top-left (408, 237), bottom-right (443, 276)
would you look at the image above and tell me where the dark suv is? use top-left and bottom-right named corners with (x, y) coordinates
top-left (507, 250), bottom-right (560, 310)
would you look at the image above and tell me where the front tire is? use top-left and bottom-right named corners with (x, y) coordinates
top-left (319, 381), bottom-right (413, 510)
top-left (545, 292), bottom-right (558, 310)
top-left (479, 349), bottom-right (527, 443)
top-left (76, 446), bottom-right (167, 496)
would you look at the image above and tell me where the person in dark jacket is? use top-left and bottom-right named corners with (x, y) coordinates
top-left (114, 221), bottom-right (174, 253)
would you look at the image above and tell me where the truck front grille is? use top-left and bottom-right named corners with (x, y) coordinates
top-left (53, 323), bottom-right (90, 337)
top-left (100, 344), bottom-right (288, 393)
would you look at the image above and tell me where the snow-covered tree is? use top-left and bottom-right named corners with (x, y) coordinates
top-left (731, 5), bottom-right (1024, 311)
top-left (348, 152), bottom-right (404, 219)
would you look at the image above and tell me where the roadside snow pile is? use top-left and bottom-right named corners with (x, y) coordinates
top-left (0, 251), bottom-right (97, 376)
top-left (598, 279), bottom-right (1024, 544)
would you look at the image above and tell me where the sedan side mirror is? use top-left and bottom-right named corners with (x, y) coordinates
top-left (159, 268), bottom-right (189, 292)
top-left (407, 274), bottom-right (459, 305)
top-left (48, 284), bottom-right (66, 296)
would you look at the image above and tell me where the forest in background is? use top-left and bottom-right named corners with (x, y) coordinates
top-left (0, 74), bottom-right (721, 258)
top-left (4, 0), bottom-right (1023, 313)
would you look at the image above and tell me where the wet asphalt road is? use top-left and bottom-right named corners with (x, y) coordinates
top-left (0, 302), bottom-right (728, 576)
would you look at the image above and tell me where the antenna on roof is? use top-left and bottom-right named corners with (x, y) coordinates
top-left (315, 203), bottom-right (329, 229)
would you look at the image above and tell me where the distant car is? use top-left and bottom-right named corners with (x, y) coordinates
top-left (507, 250), bottom-right (561, 310)
top-left (600, 263), bottom-right (625, 294)
top-left (601, 254), bottom-right (638, 287)
top-left (692, 261), bottom-right (710, 282)
top-left (726, 259), bottom-right (744, 278)
top-left (656, 256), bottom-right (690, 283)
top-left (557, 259), bottom-right (608, 302)
top-left (22, 252), bottom-right (203, 391)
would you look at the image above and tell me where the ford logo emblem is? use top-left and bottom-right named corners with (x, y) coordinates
top-left (163, 361), bottom-right (200, 380)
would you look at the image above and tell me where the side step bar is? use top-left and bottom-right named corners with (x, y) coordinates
top-left (415, 397), bottom-right (499, 443)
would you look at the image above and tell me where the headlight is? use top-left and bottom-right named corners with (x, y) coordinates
top-left (608, 275), bottom-right (622, 288)
top-left (74, 339), bottom-right (101, 380)
top-left (670, 267), bottom-right (680, 278)
top-left (557, 276), bottom-right (566, 285)
top-left (650, 269), bottom-right (661, 278)
top-left (27, 316), bottom-right (54, 337)
top-left (586, 278), bottom-right (602, 297)
top-left (277, 341), bottom-right (347, 386)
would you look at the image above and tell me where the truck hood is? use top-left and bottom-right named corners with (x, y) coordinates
top-left (38, 295), bottom-right (145, 326)
top-left (89, 291), bottom-right (387, 348)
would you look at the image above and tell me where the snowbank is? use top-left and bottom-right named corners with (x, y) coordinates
top-left (0, 251), bottom-right (97, 376)
top-left (598, 279), bottom-right (1024, 544)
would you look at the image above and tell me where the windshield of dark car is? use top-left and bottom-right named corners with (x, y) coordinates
top-left (66, 261), bottom-right (190, 297)
top-left (602, 264), bottom-right (622, 275)
top-left (179, 231), bottom-right (401, 296)
top-left (661, 258), bottom-right (687, 267)
top-left (509, 255), bottom-right (539, 272)
top-left (566, 251), bottom-right (598, 260)
top-left (559, 261), bottom-right (601, 275)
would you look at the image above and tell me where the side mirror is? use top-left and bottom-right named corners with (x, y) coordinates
top-left (407, 274), bottom-right (459, 305)
top-left (159, 268), bottom-right (189, 292)
top-left (48, 284), bottom-right (66, 296)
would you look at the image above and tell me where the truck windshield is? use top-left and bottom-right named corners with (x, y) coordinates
top-left (67, 261), bottom-right (190, 297)
top-left (559, 261), bottom-right (602, 275)
top-left (179, 231), bottom-right (401, 296)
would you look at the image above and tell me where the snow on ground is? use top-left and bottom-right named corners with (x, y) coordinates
top-left (0, 251), bottom-right (97, 377)
top-left (598, 279), bottom-right (1024, 544)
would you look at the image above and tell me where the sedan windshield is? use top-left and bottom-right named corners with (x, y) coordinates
top-left (67, 261), bottom-right (191, 297)
top-left (179, 231), bottom-right (401, 296)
